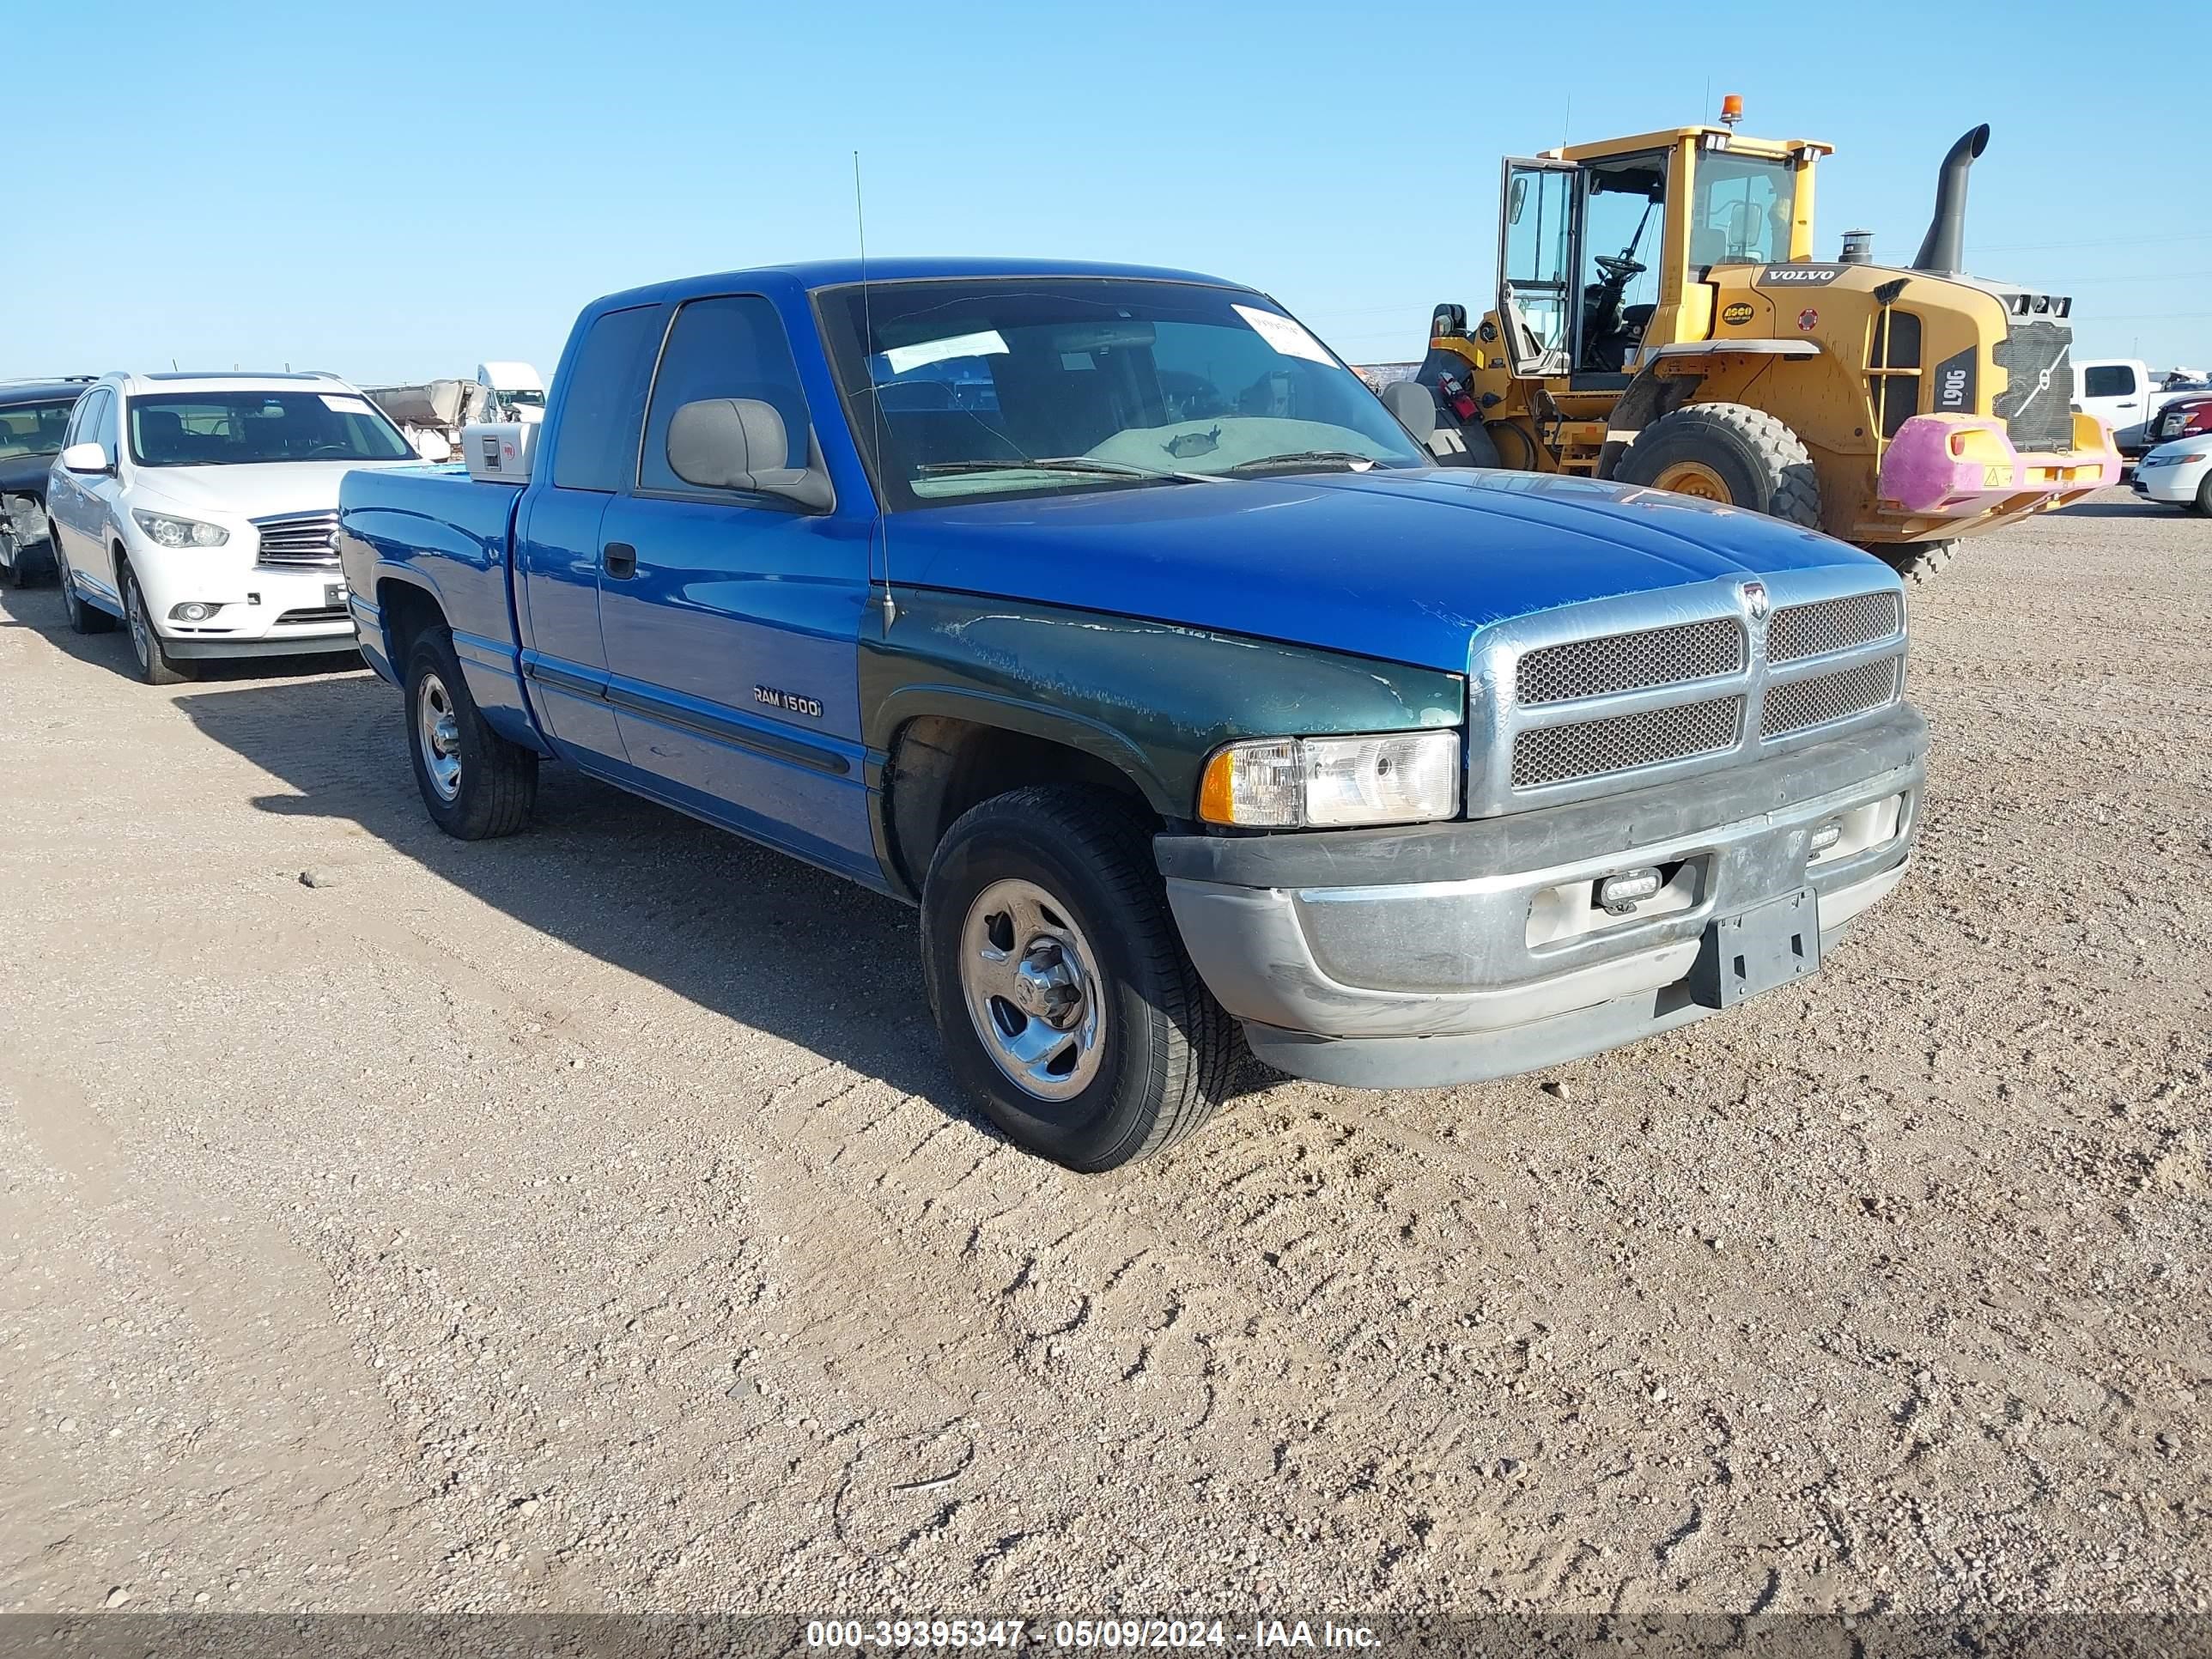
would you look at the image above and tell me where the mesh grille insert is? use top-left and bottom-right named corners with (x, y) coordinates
top-left (1767, 591), bottom-right (1902, 663)
top-left (1761, 659), bottom-right (1900, 737)
top-left (1515, 617), bottom-right (1744, 705)
top-left (1511, 696), bottom-right (1743, 788)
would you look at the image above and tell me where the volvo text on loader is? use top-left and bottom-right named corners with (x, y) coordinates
top-left (1412, 100), bottom-right (2119, 581)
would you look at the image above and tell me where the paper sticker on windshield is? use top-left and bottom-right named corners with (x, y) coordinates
top-left (881, 329), bottom-right (1009, 375)
top-left (319, 394), bottom-right (373, 415)
top-left (1232, 305), bottom-right (1334, 365)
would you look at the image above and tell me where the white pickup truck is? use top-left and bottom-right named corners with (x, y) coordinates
top-left (2074, 359), bottom-right (2212, 457)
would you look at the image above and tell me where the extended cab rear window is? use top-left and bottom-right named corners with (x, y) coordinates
top-left (550, 304), bottom-right (665, 492)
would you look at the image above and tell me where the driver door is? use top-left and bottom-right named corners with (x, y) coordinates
top-left (1497, 157), bottom-right (1576, 379)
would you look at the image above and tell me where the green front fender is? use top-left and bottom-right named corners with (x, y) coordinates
top-left (860, 590), bottom-right (1467, 867)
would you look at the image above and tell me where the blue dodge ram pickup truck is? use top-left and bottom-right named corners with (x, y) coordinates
top-left (337, 258), bottom-right (1925, 1170)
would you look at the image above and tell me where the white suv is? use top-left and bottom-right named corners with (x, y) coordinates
top-left (46, 372), bottom-right (425, 683)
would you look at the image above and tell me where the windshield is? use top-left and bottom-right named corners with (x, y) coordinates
top-left (500, 387), bottom-right (546, 407)
top-left (126, 391), bottom-right (415, 467)
top-left (1690, 154), bottom-right (1797, 265)
top-left (818, 278), bottom-right (1425, 508)
top-left (0, 399), bottom-right (81, 460)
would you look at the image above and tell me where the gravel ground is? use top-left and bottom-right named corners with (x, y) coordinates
top-left (2, 489), bottom-right (2207, 1620)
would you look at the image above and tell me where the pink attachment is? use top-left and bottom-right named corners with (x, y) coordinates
top-left (1880, 415), bottom-right (2120, 515)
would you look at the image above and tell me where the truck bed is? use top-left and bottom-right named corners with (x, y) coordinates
top-left (337, 463), bottom-right (528, 716)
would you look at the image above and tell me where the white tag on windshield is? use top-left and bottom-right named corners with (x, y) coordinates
top-left (1233, 305), bottom-right (1334, 365)
top-left (319, 394), bottom-right (373, 415)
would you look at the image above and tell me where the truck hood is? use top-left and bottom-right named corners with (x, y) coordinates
top-left (890, 468), bottom-right (1889, 672)
top-left (125, 459), bottom-right (418, 520)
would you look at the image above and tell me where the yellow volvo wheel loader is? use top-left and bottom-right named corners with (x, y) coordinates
top-left (1412, 103), bottom-right (2120, 580)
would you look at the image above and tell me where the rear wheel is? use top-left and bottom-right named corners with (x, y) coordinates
top-left (1616, 403), bottom-right (1822, 528)
top-left (120, 564), bottom-right (196, 685)
top-left (921, 785), bottom-right (1236, 1170)
top-left (52, 538), bottom-right (115, 634)
top-left (1877, 539), bottom-right (1957, 584)
top-left (404, 627), bottom-right (538, 838)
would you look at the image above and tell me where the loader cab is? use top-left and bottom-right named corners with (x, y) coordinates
top-left (1496, 128), bottom-right (1825, 391)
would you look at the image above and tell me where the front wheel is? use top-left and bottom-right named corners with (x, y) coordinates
top-left (2195, 473), bottom-right (2212, 518)
top-left (121, 566), bottom-right (196, 685)
top-left (921, 786), bottom-right (1237, 1170)
top-left (1615, 403), bottom-right (1823, 528)
top-left (404, 628), bottom-right (538, 838)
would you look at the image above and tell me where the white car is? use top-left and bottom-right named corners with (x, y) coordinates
top-left (45, 372), bottom-right (427, 683)
top-left (2131, 434), bottom-right (2212, 516)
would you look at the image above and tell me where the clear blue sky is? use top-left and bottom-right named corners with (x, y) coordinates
top-left (9, 1), bottom-right (2207, 386)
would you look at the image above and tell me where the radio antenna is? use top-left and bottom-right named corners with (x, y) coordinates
top-left (855, 150), bottom-right (894, 632)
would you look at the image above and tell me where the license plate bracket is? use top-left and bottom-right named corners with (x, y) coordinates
top-left (325, 582), bottom-right (347, 607)
top-left (1691, 886), bottom-right (1821, 1009)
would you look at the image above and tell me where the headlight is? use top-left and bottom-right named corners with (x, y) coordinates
top-left (1198, 731), bottom-right (1461, 828)
top-left (131, 509), bottom-right (228, 548)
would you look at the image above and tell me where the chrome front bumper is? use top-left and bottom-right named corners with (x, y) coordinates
top-left (1155, 707), bottom-right (1926, 1088)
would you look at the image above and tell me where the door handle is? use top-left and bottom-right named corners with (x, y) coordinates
top-left (601, 541), bottom-right (637, 579)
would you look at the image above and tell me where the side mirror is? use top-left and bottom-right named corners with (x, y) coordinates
top-left (1507, 176), bottom-right (1528, 226)
top-left (60, 441), bottom-right (110, 475)
top-left (1382, 380), bottom-right (1438, 440)
top-left (414, 430), bottom-right (453, 462)
top-left (665, 398), bottom-right (832, 510)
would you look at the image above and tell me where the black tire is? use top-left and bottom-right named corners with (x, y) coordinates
top-left (2194, 474), bottom-right (2212, 518)
top-left (119, 564), bottom-right (197, 685)
top-left (1877, 539), bottom-right (1957, 585)
top-left (52, 538), bottom-right (116, 634)
top-left (404, 627), bottom-right (537, 839)
top-left (1615, 403), bottom-right (1822, 528)
top-left (1460, 420), bottom-right (1504, 469)
top-left (0, 520), bottom-right (23, 587)
top-left (921, 785), bottom-right (1236, 1170)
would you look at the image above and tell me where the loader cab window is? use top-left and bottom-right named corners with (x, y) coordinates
top-left (1499, 160), bottom-right (1573, 375)
top-left (1576, 153), bottom-right (1667, 374)
top-left (1690, 153), bottom-right (1796, 268)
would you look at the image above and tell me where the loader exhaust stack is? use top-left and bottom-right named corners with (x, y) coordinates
top-left (1912, 125), bottom-right (1990, 276)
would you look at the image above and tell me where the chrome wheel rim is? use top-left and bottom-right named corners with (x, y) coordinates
top-left (958, 878), bottom-right (1106, 1103)
top-left (416, 671), bottom-right (463, 801)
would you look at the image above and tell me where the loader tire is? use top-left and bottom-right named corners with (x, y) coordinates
top-left (1461, 420), bottom-right (1504, 469)
top-left (1876, 539), bottom-right (1956, 585)
top-left (1616, 404), bottom-right (1822, 528)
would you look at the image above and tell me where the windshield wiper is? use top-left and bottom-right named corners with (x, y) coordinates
top-left (1221, 450), bottom-right (1390, 476)
top-left (912, 456), bottom-right (1213, 484)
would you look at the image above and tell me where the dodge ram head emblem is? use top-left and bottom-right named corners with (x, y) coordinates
top-left (1741, 580), bottom-right (1771, 622)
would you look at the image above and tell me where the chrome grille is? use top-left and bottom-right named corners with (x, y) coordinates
top-left (1512, 696), bottom-right (1742, 788)
top-left (252, 509), bottom-right (340, 567)
top-left (1471, 574), bottom-right (1911, 812)
top-left (1767, 591), bottom-right (1902, 664)
top-left (1761, 659), bottom-right (1901, 738)
top-left (1516, 617), bottom-right (1743, 704)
